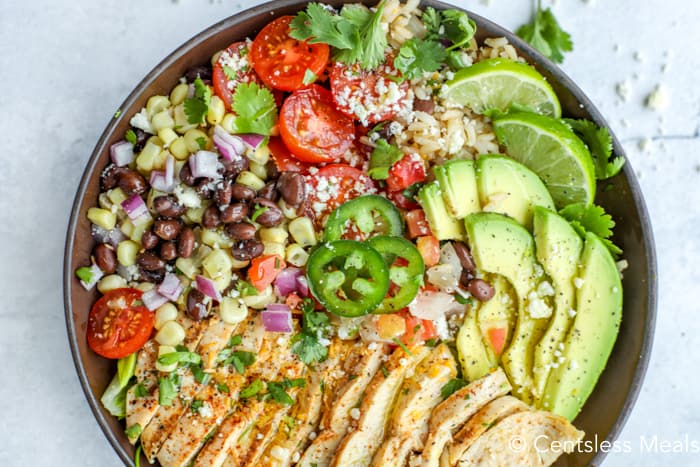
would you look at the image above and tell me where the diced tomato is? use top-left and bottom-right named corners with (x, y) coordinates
top-left (376, 314), bottom-right (407, 340)
top-left (248, 255), bottom-right (286, 292)
top-left (386, 154), bottom-right (427, 192)
top-left (386, 189), bottom-right (420, 210)
top-left (400, 311), bottom-right (438, 346)
top-left (268, 137), bottom-right (311, 173)
top-left (285, 292), bottom-right (303, 313)
top-left (405, 209), bottom-right (432, 238)
top-left (212, 41), bottom-right (260, 110)
top-left (487, 326), bottom-right (508, 356)
top-left (305, 164), bottom-right (375, 223)
top-left (416, 235), bottom-right (440, 267)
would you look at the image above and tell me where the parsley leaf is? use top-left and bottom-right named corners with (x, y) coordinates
top-left (517, 1), bottom-right (573, 64)
top-left (441, 378), bottom-right (467, 399)
top-left (564, 119), bottom-right (625, 180)
top-left (125, 129), bottom-right (137, 145)
top-left (291, 299), bottom-right (331, 365)
top-left (158, 373), bottom-right (179, 406)
top-left (230, 82), bottom-right (277, 135)
top-left (290, 2), bottom-right (388, 70)
top-left (240, 379), bottom-right (264, 399)
top-left (368, 139), bottom-right (404, 180)
top-left (184, 77), bottom-right (211, 124)
top-left (395, 39), bottom-right (447, 79)
top-left (559, 203), bottom-right (622, 256)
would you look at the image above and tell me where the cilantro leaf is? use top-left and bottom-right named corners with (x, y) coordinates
top-left (190, 399), bottom-right (204, 414)
top-left (133, 383), bottom-right (148, 398)
top-left (368, 139), bottom-right (404, 180)
top-left (267, 381), bottom-right (295, 405)
top-left (158, 373), bottom-right (179, 406)
top-left (222, 65), bottom-right (239, 81)
top-left (157, 351), bottom-right (202, 367)
top-left (395, 39), bottom-right (447, 79)
top-left (422, 7), bottom-right (441, 34)
top-left (125, 423), bottom-right (142, 440)
top-left (441, 378), bottom-right (467, 399)
top-left (240, 379), bottom-right (264, 399)
top-left (184, 77), bottom-right (211, 124)
top-left (440, 10), bottom-right (477, 50)
top-left (559, 203), bottom-right (622, 256)
top-left (564, 119), bottom-right (625, 180)
top-left (291, 299), bottom-right (331, 365)
top-left (230, 82), bottom-right (277, 135)
top-left (191, 364), bottom-right (211, 385)
top-left (230, 350), bottom-right (256, 374)
top-left (517, 1), bottom-right (573, 64)
top-left (125, 129), bottom-right (137, 145)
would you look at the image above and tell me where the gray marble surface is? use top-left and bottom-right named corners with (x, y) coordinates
top-left (1, 0), bottom-right (698, 465)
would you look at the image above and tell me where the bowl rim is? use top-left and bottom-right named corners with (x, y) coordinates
top-left (63, 0), bottom-right (657, 465)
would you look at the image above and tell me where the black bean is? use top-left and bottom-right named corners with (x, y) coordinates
top-left (265, 160), bottom-right (280, 180)
top-left (413, 98), bottom-right (435, 114)
top-left (214, 179), bottom-right (233, 207)
top-left (184, 66), bottom-right (212, 84)
top-left (100, 165), bottom-right (126, 191)
top-left (225, 222), bottom-right (256, 240)
top-left (187, 289), bottom-right (210, 321)
top-left (220, 203), bottom-right (248, 224)
top-left (153, 195), bottom-right (186, 218)
top-left (137, 251), bottom-right (165, 271)
top-left (160, 242), bottom-right (177, 261)
top-left (258, 182), bottom-right (280, 201)
top-left (179, 163), bottom-right (197, 186)
top-left (139, 267), bottom-right (165, 283)
top-left (177, 227), bottom-right (195, 258)
top-left (277, 172), bottom-right (305, 206)
top-left (202, 205), bottom-right (222, 229)
top-left (468, 279), bottom-right (495, 302)
top-left (196, 179), bottom-right (215, 199)
top-left (131, 127), bottom-right (149, 153)
top-left (221, 157), bottom-right (248, 177)
top-left (452, 241), bottom-right (476, 272)
top-left (459, 269), bottom-right (474, 288)
top-left (231, 183), bottom-right (255, 201)
top-left (117, 169), bottom-right (148, 197)
top-left (93, 243), bottom-right (117, 274)
top-left (141, 229), bottom-right (160, 250)
top-left (231, 239), bottom-right (264, 261)
top-left (251, 198), bottom-right (283, 227)
top-left (153, 219), bottom-right (183, 240)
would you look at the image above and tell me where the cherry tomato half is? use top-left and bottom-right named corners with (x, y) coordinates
top-left (87, 288), bottom-right (154, 359)
top-left (250, 16), bottom-right (329, 92)
top-left (213, 41), bottom-right (260, 110)
top-left (268, 136), bottom-right (311, 173)
top-left (329, 61), bottom-right (411, 126)
top-left (306, 163), bottom-right (374, 223)
top-left (386, 153), bottom-right (427, 192)
top-left (279, 85), bottom-right (355, 163)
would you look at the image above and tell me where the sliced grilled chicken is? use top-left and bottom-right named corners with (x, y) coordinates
top-left (456, 410), bottom-right (584, 467)
top-left (373, 344), bottom-right (458, 466)
top-left (417, 367), bottom-right (511, 467)
top-left (196, 314), bottom-right (243, 369)
top-left (298, 342), bottom-right (390, 467)
top-left (262, 340), bottom-right (354, 467)
top-left (141, 316), bottom-right (253, 462)
top-left (447, 396), bottom-right (529, 465)
top-left (126, 341), bottom-right (159, 443)
top-left (331, 345), bottom-right (431, 467)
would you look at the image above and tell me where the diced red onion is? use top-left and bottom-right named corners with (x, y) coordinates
top-left (107, 228), bottom-right (126, 248)
top-left (262, 305), bottom-right (293, 333)
top-left (239, 134), bottom-right (265, 150)
top-left (189, 151), bottom-right (221, 179)
top-left (195, 275), bottom-right (222, 302)
top-left (158, 273), bottom-right (183, 301)
top-left (121, 194), bottom-right (150, 223)
top-left (79, 264), bottom-right (104, 291)
top-left (142, 289), bottom-right (169, 311)
top-left (165, 154), bottom-right (175, 184)
top-left (296, 275), bottom-right (310, 298)
top-left (110, 141), bottom-right (134, 166)
top-left (213, 126), bottom-right (246, 162)
top-left (150, 169), bottom-right (176, 193)
top-left (274, 267), bottom-right (302, 296)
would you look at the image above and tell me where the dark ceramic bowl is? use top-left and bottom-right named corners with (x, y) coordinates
top-left (64, 0), bottom-right (657, 465)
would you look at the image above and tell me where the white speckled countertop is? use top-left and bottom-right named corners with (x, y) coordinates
top-left (1, 0), bottom-right (698, 465)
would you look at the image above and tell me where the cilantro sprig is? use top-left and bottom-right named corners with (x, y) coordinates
top-left (564, 119), bottom-right (625, 180)
top-left (559, 203), bottom-right (622, 257)
top-left (230, 82), bottom-right (277, 135)
top-left (368, 139), bottom-right (404, 180)
top-left (184, 78), bottom-right (212, 124)
top-left (290, 2), bottom-right (388, 70)
top-left (441, 378), bottom-right (467, 399)
top-left (267, 378), bottom-right (306, 405)
top-left (291, 299), bottom-right (332, 365)
top-left (517, 0), bottom-right (573, 64)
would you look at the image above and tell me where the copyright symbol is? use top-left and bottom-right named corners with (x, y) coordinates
top-left (509, 435), bottom-right (525, 453)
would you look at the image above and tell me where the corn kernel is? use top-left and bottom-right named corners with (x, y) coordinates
top-left (289, 217), bottom-right (317, 247)
top-left (249, 161), bottom-right (268, 181)
top-left (173, 104), bottom-right (197, 134)
top-left (184, 129), bottom-right (209, 153)
top-left (135, 282), bottom-right (155, 293)
top-left (155, 345), bottom-right (178, 372)
top-left (263, 242), bottom-right (286, 258)
top-left (147, 135), bottom-right (164, 147)
top-left (249, 143), bottom-right (270, 165)
top-left (207, 95), bottom-right (226, 125)
top-left (156, 321), bottom-right (185, 346)
top-left (170, 83), bottom-right (189, 106)
top-left (259, 227), bottom-right (288, 245)
top-left (201, 229), bottom-right (234, 249)
top-left (151, 110), bottom-right (175, 132)
top-left (129, 218), bottom-right (153, 242)
top-left (221, 113), bottom-right (237, 133)
top-left (120, 218), bottom-right (135, 237)
top-left (175, 257), bottom-right (198, 279)
top-left (146, 95), bottom-right (170, 118)
top-left (155, 303), bottom-right (179, 330)
top-left (117, 240), bottom-right (139, 267)
top-left (185, 204), bottom-right (207, 224)
top-left (107, 188), bottom-right (127, 206)
top-left (87, 207), bottom-right (116, 230)
top-left (169, 137), bottom-right (189, 160)
top-left (212, 269), bottom-right (233, 292)
top-left (243, 285), bottom-right (274, 309)
top-left (219, 297), bottom-right (248, 324)
top-left (202, 249), bottom-right (233, 279)
top-left (278, 199), bottom-right (299, 220)
top-left (136, 141), bottom-right (161, 173)
top-left (230, 257), bottom-right (250, 269)
top-left (97, 274), bottom-right (127, 293)
top-left (236, 171), bottom-right (266, 191)
top-left (158, 128), bottom-right (178, 148)
top-left (98, 193), bottom-right (112, 210)
top-left (286, 243), bottom-right (309, 267)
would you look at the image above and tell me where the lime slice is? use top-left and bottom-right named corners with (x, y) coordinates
top-left (445, 58), bottom-right (561, 117)
top-left (492, 112), bottom-right (596, 207)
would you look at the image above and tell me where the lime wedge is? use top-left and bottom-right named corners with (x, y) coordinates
top-left (445, 58), bottom-right (561, 117)
top-left (492, 112), bottom-right (596, 207)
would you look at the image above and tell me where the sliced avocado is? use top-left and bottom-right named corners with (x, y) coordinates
top-left (433, 159), bottom-right (481, 219)
top-left (476, 155), bottom-right (555, 228)
top-left (457, 306), bottom-right (496, 382)
top-left (464, 212), bottom-right (549, 402)
top-left (531, 207), bottom-right (584, 399)
top-left (417, 182), bottom-right (465, 240)
top-left (477, 275), bottom-right (516, 361)
top-left (539, 232), bottom-right (622, 420)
